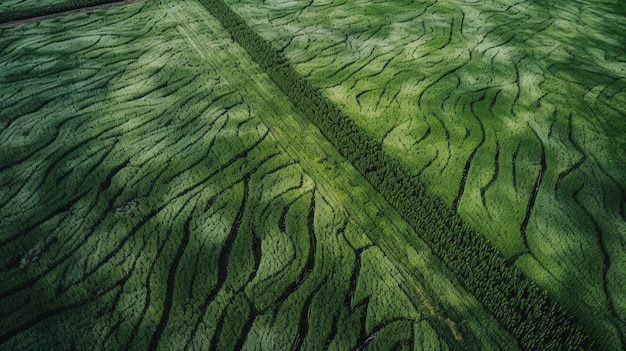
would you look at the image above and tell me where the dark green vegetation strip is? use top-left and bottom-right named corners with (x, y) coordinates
top-left (0, 1), bottom-right (521, 349)
top-left (0, 0), bottom-right (123, 24)
top-left (198, 0), bottom-right (594, 349)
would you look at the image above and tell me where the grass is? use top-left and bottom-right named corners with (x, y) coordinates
top-left (0, 0), bottom-right (125, 24)
top-left (222, 0), bottom-right (626, 348)
top-left (0, 0), bottom-right (519, 349)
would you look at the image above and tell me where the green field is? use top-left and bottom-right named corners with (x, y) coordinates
top-left (0, 1), bottom-right (521, 349)
top-left (220, 0), bottom-right (626, 349)
top-left (0, 0), bottom-right (623, 350)
top-left (0, 0), bottom-right (123, 23)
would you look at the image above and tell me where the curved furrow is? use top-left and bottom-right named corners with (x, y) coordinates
top-left (437, 17), bottom-right (454, 50)
top-left (79, 202), bottom-right (160, 284)
top-left (304, 189), bottom-right (317, 272)
top-left (290, 281), bottom-right (320, 351)
top-left (417, 57), bottom-right (470, 109)
top-left (345, 244), bottom-right (372, 309)
top-left (452, 93), bottom-right (487, 212)
top-left (482, 33), bottom-right (515, 55)
top-left (146, 213), bottom-right (193, 350)
top-left (0, 155), bottom-right (55, 214)
top-left (371, 51), bottom-right (406, 110)
top-left (219, 177), bottom-right (250, 290)
top-left (555, 116), bottom-right (586, 194)
top-left (250, 233), bottom-right (262, 283)
top-left (571, 184), bottom-right (620, 325)
top-left (180, 192), bottom-right (231, 303)
top-left (380, 70), bottom-right (414, 109)
top-left (254, 160), bottom-right (302, 194)
top-left (208, 259), bottom-right (266, 350)
top-left (416, 124), bottom-right (432, 145)
top-left (121, 228), bottom-right (168, 350)
top-left (430, 113), bottom-right (452, 175)
top-left (620, 190), bottom-right (626, 221)
top-left (207, 293), bottom-right (231, 351)
top-left (571, 166), bottom-right (626, 347)
top-left (278, 205), bottom-right (289, 233)
top-left (258, 190), bottom-right (317, 311)
top-left (574, 114), bottom-right (626, 225)
top-left (356, 318), bottom-right (415, 351)
top-left (0, 103), bottom-right (71, 172)
top-left (160, 128), bottom-right (270, 205)
top-left (417, 150), bottom-right (439, 178)
top-left (3, 179), bottom-right (121, 284)
top-left (232, 300), bottom-right (260, 351)
top-left (4, 234), bottom-right (60, 283)
top-left (323, 313), bottom-right (341, 351)
top-left (326, 51), bottom-right (380, 86)
top-left (252, 183), bottom-right (305, 235)
top-left (355, 329), bottom-right (377, 351)
top-left (480, 138), bottom-right (499, 217)
top-left (120, 191), bottom-right (202, 349)
top-left (57, 139), bottom-right (116, 194)
top-left (596, 163), bottom-right (626, 223)
top-left (511, 143), bottom-right (520, 194)
top-left (0, 195), bottom-right (89, 299)
top-left (158, 112), bottom-right (230, 184)
top-left (180, 218), bottom-right (231, 347)
top-left (45, 134), bottom-right (127, 191)
top-left (100, 159), bottom-right (130, 192)
top-left (0, 274), bottom-right (130, 345)
top-left (518, 124), bottom-right (545, 249)
top-left (184, 178), bottom-right (249, 349)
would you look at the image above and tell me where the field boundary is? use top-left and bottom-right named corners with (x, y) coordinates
top-left (0, 0), bottom-right (140, 27)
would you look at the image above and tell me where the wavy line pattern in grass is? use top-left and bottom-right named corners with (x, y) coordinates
top-left (0, 1), bottom-right (518, 349)
top-left (222, 0), bottom-right (626, 349)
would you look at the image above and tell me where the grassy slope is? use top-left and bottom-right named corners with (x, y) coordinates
top-left (0, 1), bottom-right (518, 349)
top-left (222, 0), bottom-right (626, 348)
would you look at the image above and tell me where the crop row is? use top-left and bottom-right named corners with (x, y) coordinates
top-left (198, 0), bottom-right (593, 349)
